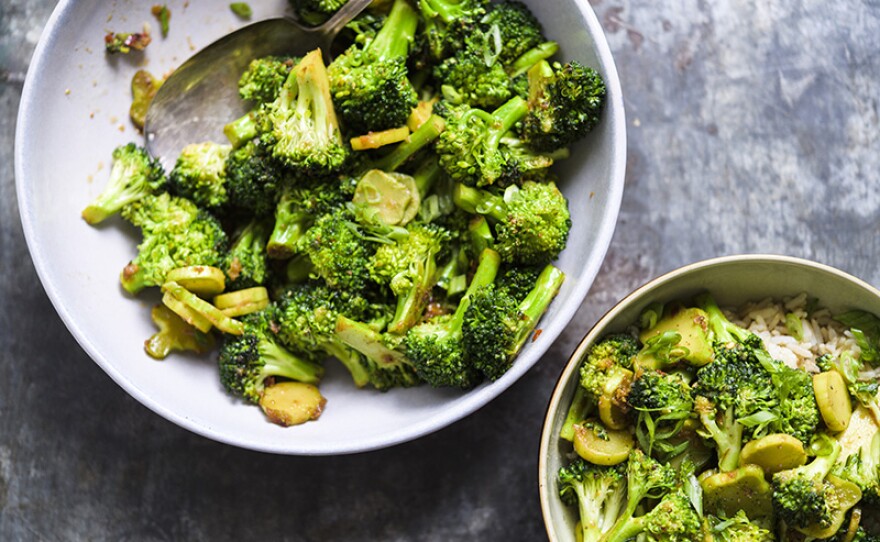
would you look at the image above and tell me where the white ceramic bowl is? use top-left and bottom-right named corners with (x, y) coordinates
top-left (538, 254), bottom-right (880, 540)
top-left (16, 0), bottom-right (626, 454)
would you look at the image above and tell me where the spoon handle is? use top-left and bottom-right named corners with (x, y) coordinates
top-left (316, 0), bottom-right (375, 40)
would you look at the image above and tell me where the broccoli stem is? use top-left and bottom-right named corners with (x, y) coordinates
top-left (224, 110), bottom-right (259, 148)
top-left (452, 183), bottom-right (507, 220)
top-left (388, 252), bottom-right (440, 335)
top-left (560, 385), bottom-right (592, 441)
top-left (510, 42), bottom-right (559, 77)
top-left (267, 208), bottom-right (311, 258)
top-left (324, 342), bottom-right (371, 388)
top-left (420, 0), bottom-right (470, 23)
top-left (336, 315), bottom-right (411, 367)
top-left (365, 0), bottom-right (419, 61)
top-left (258, 340), bottom-right (324, 385)
top-left (286, 254), bottom-right (316, 283)
top-left (696, 291), bottom-right (751, 345)
top-left (510, 264), bottom-right (565, 352)
top-left (371, 115), bottom-right (445, 173)
top-left (698, 404), bottom-right (743, 472)
top-left (483, 96), bottom-right (529, 155)
top-left (412, 155), bottom-right (442, 198)
top-left (468, 216), bottom-right (494, 255)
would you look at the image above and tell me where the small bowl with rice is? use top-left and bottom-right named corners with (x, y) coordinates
top-left (539, 254), bottom-right (880, 541)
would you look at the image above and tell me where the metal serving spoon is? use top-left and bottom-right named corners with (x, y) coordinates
top-left (144, 0), bottom-right (373, 167)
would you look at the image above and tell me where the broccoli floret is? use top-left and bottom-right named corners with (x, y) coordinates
top-left (833, 431), bottom-right (880, 505)
top-left (223, 138), bottom-right (286, 216)
top-left (453, 180), bottom-right (571, 265)
top-left (706, 511), bottom-right (775, 542)
top-left (760, 355), bottom-right (821, 444)
top-left (494, 265), bottom-right (543, 303)
top-left (267, 176), bottom-right (352, 258)
top-left (697, 292), bottom-right (756, 346)
top-left (335, 315), bottom-right (422, 390)
top-left (218, 309), bottom-right (324, 403)
top-left (238, 55), bottom-right (297, 105)
top-left (274, 282), bottom-right (374, 387)
top-left (772, 435), bottom-right (852, 533)
top-left (297, 207), bottom-right (376, 293)
top-left (437, 97), bottom-right (536, 187)
top-left (521, 59), bottom-right (606, 152)
top-left (403, 248), bottom-right (500, 388)
top-left (222, 219), bottom-right (272, 290)
top-left (556, 459), bottom-right (626, 542)
top-left (601, 449), bottom-right (684, 542)
top-left (480, 0), bottom-right (546, 67)
top-left (628, 370), bottom-right (695, 461)
top-left (119, 193), bottom-right (228, 294)
top-left (289, 0), bottom-right (349, 26)
top-left (369, 223), bottom-right (450, 334)
top-left (82, 143), bottom-right (165, 224)
top-left (167, 142), bottom-right (232, 209)
top-left (327, 0), bottom-right (420, 133)
top-left (417, 0), bottom-right (488, 63)
top-left (578, 333), bottom-right (639, 400)
top-left (433, 32), bottom-right (512, 109)
top-left (267, 49), bottom-right (349, 173)
top-left (462, 263), bottom-right (564, 380)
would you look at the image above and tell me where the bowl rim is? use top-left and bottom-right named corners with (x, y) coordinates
top-left (15, 0), bottom-right (628, 455)
top-left (537, 253), bottom-right (880, 540)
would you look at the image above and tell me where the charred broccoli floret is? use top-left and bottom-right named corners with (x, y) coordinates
top-left (521, 59), bottom-right (606, 152)
top-left (218, 308), bottom-right (323, 403)
top-left (453, 180), bottom-right (571, 265)
top-left (82, 143), bottom-right (165, 224)
top-left (119, 193), bottom-right (228, 294)
top-left (167, 142), bottom-right (232, 209)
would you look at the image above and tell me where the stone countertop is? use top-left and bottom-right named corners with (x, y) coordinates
top-left (2, 1), bottom-right (880, 540)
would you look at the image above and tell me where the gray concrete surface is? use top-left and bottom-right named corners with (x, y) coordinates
top-left (2, 0), bottom-right (880, 540)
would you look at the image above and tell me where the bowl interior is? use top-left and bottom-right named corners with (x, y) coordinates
top-left (16, 0), bottom-right (625, 454)
top-left (539, 255), bottom-right (880, 540)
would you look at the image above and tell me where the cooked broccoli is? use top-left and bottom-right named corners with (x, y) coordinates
top-left (453, 180), bottom-right (571, 265)
top-left (144, 304), bottom-right (215, 360)
top-left (521, 59), bottom-right (606, 152)
top-left (600, 449), bottom-right (685, 542)
top-left (222, 219), bottom-right (272, 290)
top-left (119, 193), bottom-right (228, 294)
top-left (289, 0), bottom-right (349, 26)
top-left (480, 0), bottom-right (546, 67)
top-left (297, 207), bottom-right (377, 292)
top-left (82, 143), bottom-right (165, 224)
top-left (627, 370), bottom-right (695, 461)
top-left (218, 308), bottom-right (324, 404)
top-left (759, 355), bottom-right (821, 444)
top-left (267, 176), bottom-right (352, 258)
top-left (238, 55), bottom-right (297, 105)
top-left (706, 511), bottom-right (775, 542)
top-left (335, 315), bottom-right (422, 390)
top-left (433, 30), bottom-right (512, 109)
top-left (697, 292), bottom-right (756, 346)
top-left (167, 142), bottom-right (232, 209)
top-left (327, 0), bottom-right (420, 133)
top-left (437, 96), bottom-right (542, 187)
top-left (771, 435), bottom-right (847, 532)
top-left (578, 333), bottom-right (639, 400)
top-left (417, 0), bottom-right (488, 63)
top-left (267, 49), bottom-right (349, 173)
top-left (819, 349), bottom-right (880, 425)
top-left (494, 265), bottom-right (543, 303)
top-left (403, 248), bottom-right (500, 388)
top-left (224, 138), bottom-right (286, 216)
top-left (462, 263), bottom-right (564, 380)
top-left (556, 459), bottom-right (626, 542)
top-left (369, 222), bottom-right (450, 334)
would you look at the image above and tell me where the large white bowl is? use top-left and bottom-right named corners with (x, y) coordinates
top-left (15, 0), bottom-right (626, 454)
top-left (539, 255), bottom-right (880, 540)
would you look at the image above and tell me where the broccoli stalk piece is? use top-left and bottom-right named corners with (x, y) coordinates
top-left (335, 315), bottom-right (422, 390)
top-left (222, 219), bottom-right (272, 291)
top-left (462, 263), bottom-right (565, 380)
top-left (556, 459), bottom-right (626, 542)
top-left (771, 435), bottom-right (857, 534)
top-left (599, 449), bottom-right (682, 542)
top-left (167, 142), bottom-right (232, 209)
top-left (327, 0), bottom-right (420, 133)
top-left (627, 370), bottom-right (695, 461)
top-left (521, 59), bottom-right (606, 152)
top-left (453, 181), bottom-right (571, 265)
top-left (119, 193), bottom-right (228, 294)
top-left (268, 49), bottom-right (349, 173)
top-left (218, 309), bottom-right (324, 404)
top-left (82, 143), bottom-right (165, 225)
top-left (404, 248), bottom-right (501, 388)
top-left (369, 223), bottom-right (450, 335)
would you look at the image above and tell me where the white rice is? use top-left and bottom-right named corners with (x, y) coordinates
top-left (726, 292), bottom-right (860, 373)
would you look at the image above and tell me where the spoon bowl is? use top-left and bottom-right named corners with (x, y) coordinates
top-left (144, 0), bottom-right (372, 167)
